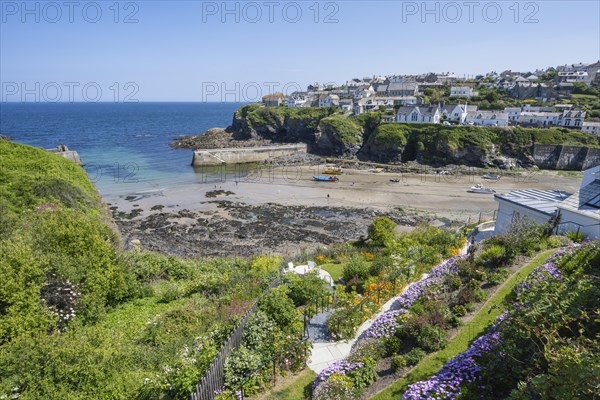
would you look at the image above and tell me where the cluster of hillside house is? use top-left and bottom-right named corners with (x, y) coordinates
top-left (262, 61), bottom-right (600, 134)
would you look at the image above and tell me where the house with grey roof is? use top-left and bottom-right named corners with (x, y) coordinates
top-left (494, 189), bottom-right (572, 235)
top-left (494, 166), bottom-right (600, 240)
top-left (387, 82), bottom-right (418, 97)
top-left (396, 105), bottom-right (440, 124)
top-left (582, 122), bottom-right (600, 135)
top-left (440, 103), bottom-right (475, 123)
top-left (559, 109), bottom-right (586, 128)
top-left (555, 166), bottom-right (600, 239)
top-left (465, 110), bottom-right (509, 126)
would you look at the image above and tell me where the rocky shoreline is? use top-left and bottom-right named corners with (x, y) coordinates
top-left (114, 200), bottom-right (426, 258)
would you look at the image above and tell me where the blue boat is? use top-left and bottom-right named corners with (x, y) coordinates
top-left (313, 175), bottom-right (339, 182)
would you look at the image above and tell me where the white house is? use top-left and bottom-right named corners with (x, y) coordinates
top-left (318, 94), bottom-right (340, 108)
top-left (504, 107), bottom-right (521, 122)
top-left (440, 103), bottom-right (474, 123)
top-left (559, 110), bottom-right (586, 128)
top-left (518, 111), bottom-right (561, 127)
top-left (582, 122), bottom-right (600, 135)
top-left (555, 166), bottom-right (600, 240)
top-left (465, 111), bottom-right (509, 127)
top-left (396, 106), bottom-right (440, 124)
top-left (494, 189), bottom-right (572, 235)
top-left (494, 166), bottom-right (600, 240)
top-left (450, 86), bottom-right (478, 98)
top-left (286, 95), bottom-right (308, 108)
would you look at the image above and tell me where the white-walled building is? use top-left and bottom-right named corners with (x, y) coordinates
top-left (396, 106), bottom-right (441, 124)
top-left (555, 166), bottom-right (600, 239)
top-left (504, 107), bottom-right (521, 122)
top-left (450, 86), bottom-right (478, 98)
top-left (582, 122), bottom-right (600, 135)
top-left (559, 110), bottom-right (586, 128)
top-left (518, 111), bottom-right (561, 127)
top-left (440, 104), bottom-right (475, 123)
top-left (318, 94), bottom-right (340, 108)
top-left (465, 111), bottom-right (509, 126)
top-left (494, 166), bottom-right (600, 240)
top-left (494, 189), bottom-right (572, 234)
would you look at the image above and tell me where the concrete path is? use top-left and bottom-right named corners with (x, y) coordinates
top-left (307, 273), bottom-right (429, 373)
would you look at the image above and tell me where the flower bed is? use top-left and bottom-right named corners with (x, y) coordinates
top-left (364, 257), bottom-right (460, 340)
top-left (401, 248), bottom-right (569, 399)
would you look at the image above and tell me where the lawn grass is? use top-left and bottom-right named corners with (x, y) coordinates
top-left (369, 249), bottom-right (556, 399)
top-left (319, 263), bottom-right (344, 282)
top-left (259, 369), bottom-right (316, 400)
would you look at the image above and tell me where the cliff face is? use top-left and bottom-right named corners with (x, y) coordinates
top-left (174, 105), bottom-right (600, 170)
top-left (230, 105), bottom-right (362, 156)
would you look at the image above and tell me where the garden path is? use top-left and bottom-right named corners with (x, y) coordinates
top-left (306, 273), bottom-right (430, 374)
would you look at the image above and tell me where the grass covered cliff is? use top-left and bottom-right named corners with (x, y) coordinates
top-left (0, 141), bottom-right (285, 399)
top-left (174, 104), bottom-right (600, 169)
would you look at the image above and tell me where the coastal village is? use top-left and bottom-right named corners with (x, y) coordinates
top-left (262, 61), bottom-right (600, 135)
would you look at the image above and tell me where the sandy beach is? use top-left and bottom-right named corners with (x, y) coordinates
top-left (106, 165), bottom-right (582, 258)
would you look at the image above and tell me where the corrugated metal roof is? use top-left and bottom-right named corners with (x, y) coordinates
top-left (495, 189), bottom-right (572, 215)
top-left (558, 179), bottom-right (600, 219)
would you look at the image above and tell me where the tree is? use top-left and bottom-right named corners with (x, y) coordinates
top-left (367, 217), bottom-right (398, 248)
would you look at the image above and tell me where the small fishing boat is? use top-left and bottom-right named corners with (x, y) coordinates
top-left (468, 183), bottom-right (496, 194)
top-left (390, 178), bottom-right (400, 183)
top-left (482, 173), bottom-right (501, 181)
top-left (323, 167), bottom-right (343, 175)
top-left (313, 175), bottom-right (339, 182)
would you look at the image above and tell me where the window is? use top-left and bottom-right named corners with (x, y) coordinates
top-left (411, 112), bottom-right (418, 121)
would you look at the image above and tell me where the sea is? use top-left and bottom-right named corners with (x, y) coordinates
top-left (0, 102), bottom-right (246, 197)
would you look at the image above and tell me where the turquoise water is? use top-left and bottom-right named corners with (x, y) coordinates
top-left (0, 102), bottom-right (246, 195)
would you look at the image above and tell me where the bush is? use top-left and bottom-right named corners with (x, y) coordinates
top-left (224, 345), bottom-right (266, 394)
top-left (415, 325), bottom-right (448, 352)
top-left (346, 358), bottom-right (378, 390)
top-left (487, 268), bottom-right (509, 286)
top-left (286, 271), bottom-right (329, 307)
top-left (367, 217), bottom-right (398, 248)
top-left (444, 274), bottom-right (462, 291)
top-left (565, 230), bottom-right (586, 243)
top-left (383, 336), bottom-right (403, 356)
top-left (349, 338), bottom-right (385, 362)
top-left (258, 286), bottom-right (297, 330)
top-left (312, 373), bottom-right (356, 400)
top-left (404, 348), bottom-right (427, 366)
top-left (391, 355), bottom-right (407, 371)
top-left (452, 304), bottom-right (467, 317)
top-left (369, 255), bottom-right (393, 277)
top-left (547, 235), bottom-right (572, 248)
top-left (476, 245), bottom-right (506, 267)
top-left (342, 255), bottom-right (370, 283)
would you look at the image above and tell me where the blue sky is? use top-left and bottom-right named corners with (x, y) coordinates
top-left (1, 0), bottom-right (599, 101)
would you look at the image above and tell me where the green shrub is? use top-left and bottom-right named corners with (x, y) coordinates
top-left (404, 348), bottom-right (427, 366)
top-left (444, 274), bottom-right (462, 291)
top-left (565, 230), bottom-right (586, 243)
top-left (224, 345), bottom-right (266, 395)
top-left (369, 255), bottom-right (393, 276)
top-left (547, 235), bottom-right (572, 248)
top-left (286, 271), bottom-right (329, 307)
top-left (476, 245), bottom-right (506, 267)
top-left (312, 373), bottom-right (356, 400)
top-left (415, 325), bottom-right (448, 352)
top-left (383, 336), bottom-right (403, 356)
top-left (452, 304), bottom-right (467, 317)
top-left (258, 286), bottom-right (297, 330)
top-left (346, 357), bottom-right (378, 390)
top-left (391, 355), bottom-right (407, 371)
top-left (349, 338), bottom-right (385, 361)
top-left (342, 255), bottom-right (370, 283)
top-left (367, 217), bottom-right (398, 248)
top-left (487, 268), bottom-right (509, 286)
